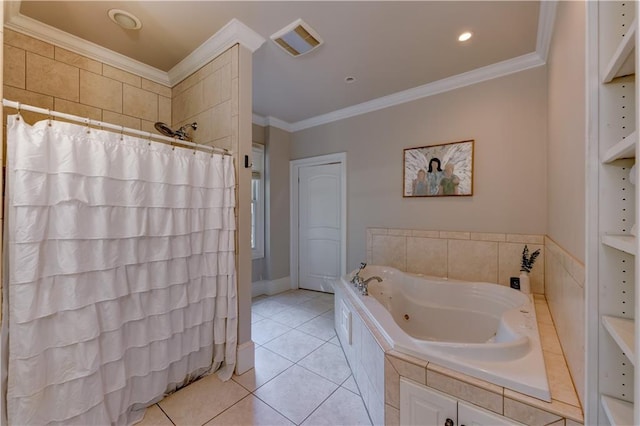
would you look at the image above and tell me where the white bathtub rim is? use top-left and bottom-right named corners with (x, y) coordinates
top-left (338, 269), bottom-right (551, 402)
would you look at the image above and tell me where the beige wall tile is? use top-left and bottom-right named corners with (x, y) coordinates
top-left (368, 228), bottom-right (389, 236)
top-left (411, 229), bottom-right (440, 238)
top-left (534, 299), bottom-right (554, 326)
top-left (470, 232), bottom-right (507, 242)
top-left (204, 62), bottom-right (232, 109)
top-left (26, 52), bottom-right (79, 102)
top-left (545, 421), bottom-right (565, 426)
top-left (371, 235), bottom-right (406, 270)
top-left (211, 100), bottom-right (233, 141)
top-left (141, 78), bottom-right (172, 97)
top-left (4, 85), bottom-right (53, 123)
top-left (406, 237), bottom-right (448, 277)
top-left (123, 85), bottom-right (158, 122)
top-left (103, 64), bottom-right (141, 87)
top-left (231, 77), bottom-right (239, 116)
top-left (54, 99), bottom-right (101, 121)
top-left (158, 96), bottom-right (171, 124)
top-left (212, 49), bottom-right (232, 73)
top-left (231, 45), bottom-right (239, 78)
top-left (385, 404), bottom-right (400, 426)
top-left (387, 354), bottom-right (426, 385)
top-left (54, 47), bottom-right (101, 73)
top-left (5, 44), bottom-right (25, 89)
top-left (173, 62), bottom-right (213, 97)
top-left (384, 357), bottom-right (400, 408)
top-left (427, 370), bottom-right (503, 414)
top-left (565, 420), bottom-right (583, 426)
top-left (173, 80), bottom-right (204, 124)
top-left (498, 242), bottom-right (544, 292)
top-left (504, 398), bottom-right (562, 426)
top-left (447, 239), bottom-right (498, 282)
top-left (5, 29), bottom-right (54, 57)
top-left (440, 231), bottom-right (470, 240)
top-left (504, 389), bottom-right (584, 423)
top-left (388, 229), bottom-right (412, 236)
top-left (102, 110), bottom-right (141, 130)
top-left (141, 120), bottom-right (158, 136)
top-left (507, 234), bottom-right (545, 244)
top-left (80, 70), bottom-right (122, 112)
top-left (543, 351), bottom-right (580, 407)
top-left (427, 363), bottom-right (503, 394)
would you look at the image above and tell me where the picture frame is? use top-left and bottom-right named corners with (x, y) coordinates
top-left (403, 140), bottom-right (474, 197)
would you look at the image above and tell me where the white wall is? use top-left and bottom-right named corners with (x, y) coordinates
top-left (544, 0), bottom-right (586, 405)
top-left (291, 67), bottom-right (548, 271)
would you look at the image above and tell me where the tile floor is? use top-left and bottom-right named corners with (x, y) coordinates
top-left (138, 289), bottom-right (372, 426)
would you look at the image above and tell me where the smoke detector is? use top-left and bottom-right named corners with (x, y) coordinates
top-left (271, 19), bottom-right (323, 57)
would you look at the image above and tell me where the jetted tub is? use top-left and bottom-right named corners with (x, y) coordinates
top-left (337, 265), bottom-right (551, 401)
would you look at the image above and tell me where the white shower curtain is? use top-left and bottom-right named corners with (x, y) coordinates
top-left (4, 114), bottom-right (237, 425)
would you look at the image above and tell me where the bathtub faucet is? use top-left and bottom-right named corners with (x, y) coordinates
top-left (350, 262), bottom-right (367, 286)
top-left (360, 276), bottom-right (382, 296)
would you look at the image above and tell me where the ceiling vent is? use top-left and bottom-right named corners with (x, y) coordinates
top-left (271, 19), bottom-right (323, 57)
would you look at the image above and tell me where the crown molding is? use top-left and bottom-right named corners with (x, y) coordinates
top-left (4, 3), bottom-right (265, 88)
top-left (167, 18), bottom-right (265, 86)
top-left (252, 114), bottom-right (268, 127)
top-left (252, 113), bottom-right (293, 132)
top-left (4, 4), bottom-right (170, 85)
top-left (536, 0), bottom-right (558, 62)
top-left (289, 52), bottom-right (545, 132)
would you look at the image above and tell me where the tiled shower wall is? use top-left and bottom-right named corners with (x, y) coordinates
top-left (3, 29), bottom-right (172, 129)
top-left (367, 228), bottom-right (545, 294)
top-left (544, 236), bottom-right (585, 405)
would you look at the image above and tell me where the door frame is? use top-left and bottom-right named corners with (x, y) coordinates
top-left (290, 152), bottom-right (347, 290)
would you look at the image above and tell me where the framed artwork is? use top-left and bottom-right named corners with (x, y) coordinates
top-left (403, 140), bottom-right (474, 197)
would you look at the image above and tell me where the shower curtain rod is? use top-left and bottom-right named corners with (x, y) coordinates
top-left (2, 99), bottom-right (233, 156)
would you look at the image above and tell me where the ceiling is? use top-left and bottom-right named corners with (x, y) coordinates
top-left (11, 1), bottom-right (545, 128)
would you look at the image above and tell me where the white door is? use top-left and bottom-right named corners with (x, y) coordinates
top-left (400, 378), bottom-right (458, 426)
top-left (298, 162), bottom-right (342, 292)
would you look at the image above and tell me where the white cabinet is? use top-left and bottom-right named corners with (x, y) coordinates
top-left (586, 1), bottom-right (639, 424)
top-left (400, 378), bottom-right (457, 426)
top-left (399, 378), bottom-right (523, 426)
top-left (458, 402), bottom-right (524, 426)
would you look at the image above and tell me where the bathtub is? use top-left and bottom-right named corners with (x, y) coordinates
top-left (337, 265), bottom-right (551, 401)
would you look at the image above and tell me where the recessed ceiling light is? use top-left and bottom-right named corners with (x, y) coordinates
top-left (458, 32), bottom-right (472, 42)
top-left (345, 76), bottom-right (356, 83)
top-left (108, 9), bottom-right (142, 30)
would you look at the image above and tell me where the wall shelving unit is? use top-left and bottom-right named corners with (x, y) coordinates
top-left (587, 1), bottom-right (639, 424)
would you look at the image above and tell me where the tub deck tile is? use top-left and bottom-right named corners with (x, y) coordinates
top-left (426, 369), bottom-right (503, 415)
top-left (503, 389), bottom-right (584, 423)
top-left (426, 362), bottom-right (503, 395)
top-left (386, 353), bottom-right (426, 385)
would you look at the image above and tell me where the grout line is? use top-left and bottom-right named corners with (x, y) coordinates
top-left (156, 403), bottom-right (177, 426)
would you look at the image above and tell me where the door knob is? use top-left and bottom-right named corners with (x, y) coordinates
top-left (444, 419), bottom-right (454, 426)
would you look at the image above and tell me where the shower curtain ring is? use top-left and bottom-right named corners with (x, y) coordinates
top-left (16, 102), bottom-right (21, 121)
top-left (85, 118), bottom-right (90, 134)
top-left (120, 126), bottom-right (124, 140)
top-left (47, 109), bottom-right (52, 126)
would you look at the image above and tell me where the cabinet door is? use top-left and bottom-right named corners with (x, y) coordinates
top-left (458, 402), bottom-right (525, 426)
top-left (400, 378), bottom-right (457, 426)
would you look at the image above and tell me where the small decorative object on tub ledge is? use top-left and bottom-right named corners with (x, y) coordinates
top-left (519, 245), bottom-right (540, 294)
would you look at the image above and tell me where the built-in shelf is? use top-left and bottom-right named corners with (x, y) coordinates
top-left (602, 315), bottom-right (635, 364)
top-left (603, 19), bottom-right (637, 83)
top-left (602, 234), bottom-right (637, 255)
top-left (603, 131), bottom-right (637, 163)
top-left (602, 395), bottom-right (634, 426)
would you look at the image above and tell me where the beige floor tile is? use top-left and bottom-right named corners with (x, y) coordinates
top-left (251, 318), bottom-right (292, 345)
top-left (232, 346), bottom-right (293, 392)
top-left (321, 309), bottom-right (335, 319)
top-left (254, 365), bottom-right (338, 424)
top-left (205, 395), bottom-right (294, 426)
top-left (159, 374), bottom-right (249, 426)
top-left (270, 307), bottom-right (319, 328)
top-left (252, 311), bottom-right (265, 324)
top-left (299, 342), bottom-right (352, 385)
top-left (270, 290), bottom-right (316, 305)
top-left (297, 315), bottom-right (336, 341)
top-left (137, 404), bottom-right (173, 426)
top-left (264, 329), bottom-right (325, 362)
top-left (301, 387), bottom-right (372, 426)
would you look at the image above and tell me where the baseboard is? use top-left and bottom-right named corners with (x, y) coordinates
top-left (252, 276), bottom-right (292, 297)
top-left (235, 340), bottom-right (255, 375)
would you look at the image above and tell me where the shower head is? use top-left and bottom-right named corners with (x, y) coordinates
top-left (154, 122), bottom-right (175, 138)
top-left (154, 122), bottom-right (198, 141)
